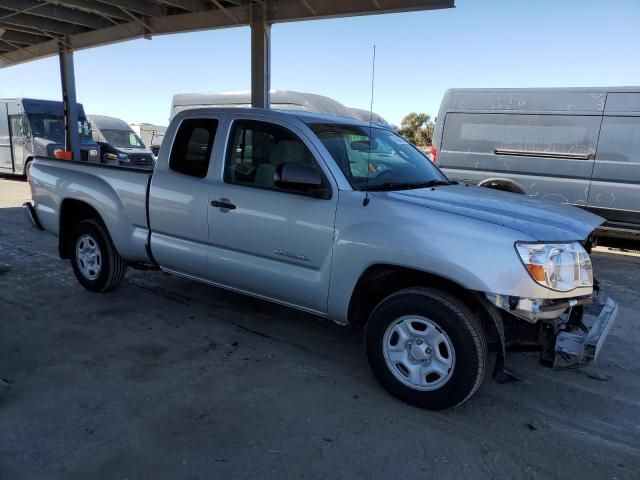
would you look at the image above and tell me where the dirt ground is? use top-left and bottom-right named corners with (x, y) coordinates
top-left (1, 176), bottom-right (639, 480)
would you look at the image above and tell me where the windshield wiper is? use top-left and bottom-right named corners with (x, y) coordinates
top-left (361, 179), bottom-right (453, 191)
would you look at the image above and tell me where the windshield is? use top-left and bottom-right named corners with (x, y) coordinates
top-left (310, 123), bottom-right (449, 190)
top-left (102, 129), bottom-right (145, 148)
top-left (26, 113), bottom-right (93, 142)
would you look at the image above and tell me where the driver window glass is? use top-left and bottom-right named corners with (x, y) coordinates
top-left (9, 116), bottom-right (23, 138)
top-left (224, 120), bottom-right (319, 191)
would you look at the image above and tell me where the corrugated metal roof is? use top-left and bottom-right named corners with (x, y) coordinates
top-left (0, 0), bottom-right (453, 68)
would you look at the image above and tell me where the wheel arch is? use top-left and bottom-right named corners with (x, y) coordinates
top-left (477, 177), bottom-right (526, 195)
top-left (22, 156), bottom-right (33, 177)
top-left (347, 264), bottom-right (491, 328)
top-left (59, 199), bottom-right (105, 259)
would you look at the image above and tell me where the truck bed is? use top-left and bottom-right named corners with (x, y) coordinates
top-left (29, 157), bottom-right (154, 264)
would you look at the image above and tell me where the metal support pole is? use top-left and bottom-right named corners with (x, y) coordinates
top-left (58, 42), bottom-right (80, 161)
top-left (251, 2), bottom-right (271, 109)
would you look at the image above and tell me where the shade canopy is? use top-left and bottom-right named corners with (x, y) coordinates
top-left (0, 0), bottom-right (453, 68)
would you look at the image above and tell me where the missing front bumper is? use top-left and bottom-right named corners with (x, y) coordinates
top-left (553, 298), bottom-right (618, 369)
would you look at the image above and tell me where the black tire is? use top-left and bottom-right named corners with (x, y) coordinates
top-left (70, 219), bottom-right (127, 292)
top-left (365, 287), bottom-right (487, 410)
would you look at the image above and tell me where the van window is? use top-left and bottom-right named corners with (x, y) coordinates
top-left (596, 117), bottom-right (640, 163)
top-left (605, 93), bottom-right (640, 113)
top-left (0, 104), bottom-right (9, 145)
top-left (102, 129), bottom-right (145, 148)
top-left (442, 113), bottom-right (601, 157)
top-left (9, 116), bottom-right (24, 138)
top-left (169, 118), bottom-right (218, 178)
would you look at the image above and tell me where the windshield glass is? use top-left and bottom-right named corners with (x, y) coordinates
top-left (102, 129), bottom-right (145, 148)
top-left (310, 123), bottom-right (449, 190)
top-left (26, 113), bottom-right (93, 142)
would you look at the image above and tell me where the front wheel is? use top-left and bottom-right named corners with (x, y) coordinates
top-left (365, 287), bottom-right (487, 410)
top-left (70, 219), bottom-right (127, 292)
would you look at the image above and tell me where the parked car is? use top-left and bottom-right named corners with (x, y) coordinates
top-left (24, 108), bottom-right (617, 410)
top-left (0, 98), bottom-right (100, 176)
top-left (432, 87), bottom-right (640, 243)
top-left (87, 115), bottom-right (154, 168)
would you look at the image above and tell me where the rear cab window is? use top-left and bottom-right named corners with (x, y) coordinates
top-left (169, 118), bottom-right (218, 178)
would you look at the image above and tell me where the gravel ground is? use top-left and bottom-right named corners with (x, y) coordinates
top-left (1, 176), bottom-right (639, 480)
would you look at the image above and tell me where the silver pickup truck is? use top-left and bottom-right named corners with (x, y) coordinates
top-left (24, 108), bottom-right (618, 410)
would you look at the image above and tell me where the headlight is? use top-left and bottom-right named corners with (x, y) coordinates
top-left (89, 149), bottom-right (98, 157)
top-left (118, 152), bottom-right (129, 160)
top-left (516, 242), bottom-right (593, 291)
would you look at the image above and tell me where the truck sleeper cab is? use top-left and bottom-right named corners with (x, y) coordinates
top-left (25, 108), bottom-right (618, 410)
top-left (0, 98), bottom-right (100, 176)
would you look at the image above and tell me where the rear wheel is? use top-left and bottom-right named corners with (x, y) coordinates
top-left (365, 287), bottom-right (487, 410)
top-left (70, 219), bottom-right (127, 292)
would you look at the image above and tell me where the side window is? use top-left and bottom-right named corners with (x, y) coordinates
top-left (604, 93), bottom-right (640, 114)
top-left (9, 116), bottom-right (23, 139)
top-left (596, 117), bottom-right (640, 163)
top-left (169, 118), bottom-right (218, 178)
top-left (0, 104), bottom-right (9, 145)
top-left (224, 120), bottom-right (321, 191)
top-left (442, 113), bottom-right (601, 157)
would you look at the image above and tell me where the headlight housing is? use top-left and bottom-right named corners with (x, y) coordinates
top-left (118, 152), bottom-right (130, 161)
top-left (516, 242), bottom-right (593, 292)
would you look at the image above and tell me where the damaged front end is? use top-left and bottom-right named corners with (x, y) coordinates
top-left (484, 282), bottom-right (618, 374)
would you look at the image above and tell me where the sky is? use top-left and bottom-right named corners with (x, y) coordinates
top-left (1, 0), bottom-right (639, 127)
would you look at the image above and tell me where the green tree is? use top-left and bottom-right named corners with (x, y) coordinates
top-left (397, 112), bottom-right (434, 147)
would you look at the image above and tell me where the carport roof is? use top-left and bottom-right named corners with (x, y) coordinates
top-left (0, 0), bottom-right (453, 68)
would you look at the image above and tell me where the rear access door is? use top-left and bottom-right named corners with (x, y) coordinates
top-left (149, 115), bottom-right (223, 279)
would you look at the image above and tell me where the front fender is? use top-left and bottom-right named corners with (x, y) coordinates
top-left (327, 191), bottom-right (554, 324)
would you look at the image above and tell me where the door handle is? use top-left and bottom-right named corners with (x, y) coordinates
top-left (211, 199), bottom-right (236, 210)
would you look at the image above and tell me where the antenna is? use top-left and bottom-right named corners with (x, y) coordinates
top-left (363, 44), bottom-right (376, 207)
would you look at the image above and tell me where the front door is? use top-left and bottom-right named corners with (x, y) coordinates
top-left (587, 114), bottom-right (640, 226)
top-left (9, 115), bottom-right (26, 173)
top-left (207, 117), bottom-right (338, 314)
top-left (0, 104), bottom-right (12, 171)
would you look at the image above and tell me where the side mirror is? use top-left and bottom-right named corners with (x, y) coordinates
top-left (274, 163), bottom-right (328, 198)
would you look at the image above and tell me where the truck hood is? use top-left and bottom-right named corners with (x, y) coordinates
top-left (383, 184), bottom-right (605, 241)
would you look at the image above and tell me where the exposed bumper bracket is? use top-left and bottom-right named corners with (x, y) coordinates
top-left (554, 297), bottom-right (618, 369)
